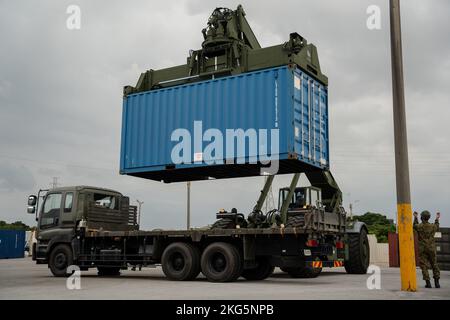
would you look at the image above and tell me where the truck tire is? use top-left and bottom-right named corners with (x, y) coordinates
top-left (242, 257), bottom-right (274, 281)
top-left (284, 265), bottom-right (322, 278)
top-left (162, 242), bottom-right (200, 281)
top-left (201, 242), bottom-right (242, 282)
top-left (97, 267), bottom-right (121, 276)
top-left (285, 215), bottom-right (304, 228)
top-left (32, 243), bottom-right (36, 261)
top-left (49, 244), bottom-right (74, 277)
top-left (344, 228), bottom-right (370, 274)
top-left (211, 218), bottom-right (235, 229)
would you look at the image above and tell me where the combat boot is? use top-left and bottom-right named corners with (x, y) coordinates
top-left (425, 280), bottom-right (432, 288)
top-left (434, 278), bottom-right (440, 288)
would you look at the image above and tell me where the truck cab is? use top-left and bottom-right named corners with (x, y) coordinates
top-left (278, 186), bottom-right (322, 211)
top-left (27, 186), bottom-right (137, 274)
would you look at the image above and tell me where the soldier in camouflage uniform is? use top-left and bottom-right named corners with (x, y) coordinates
top-left (413, 210), bottom-right (440, 288)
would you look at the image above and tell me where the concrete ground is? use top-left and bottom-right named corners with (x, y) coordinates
top-left (0, 257), bottom-right (449, 300)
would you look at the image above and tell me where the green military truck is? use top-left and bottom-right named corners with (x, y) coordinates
top-left (27, 180), bottom-right (369, 282)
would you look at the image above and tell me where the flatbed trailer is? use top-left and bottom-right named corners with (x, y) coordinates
top-left (80, 226), bottom-right (348, 271)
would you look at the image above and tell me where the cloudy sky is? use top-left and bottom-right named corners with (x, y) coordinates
top-left (1, 0), bottom-right (449, 229)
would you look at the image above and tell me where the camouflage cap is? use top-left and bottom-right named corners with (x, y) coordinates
top-left (420, 210), bottom-right (431, 219)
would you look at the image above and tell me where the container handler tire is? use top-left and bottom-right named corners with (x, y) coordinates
top-left (344, 228), bottom-right (370, 274)
top-left (211, 218), bottom-right (236, 229)
top-left (242, 257), bottom-right (274, 281)
top-left (49, 244), bottom-right (74, 277)
top-left (201, 242), bottom-right (242, 282)
top-left (285, 215), bottom-right (304, 228)
top-left (97, 267), bottom-right (121, 276)
top-left (284, 265), bottom-right (322, 278)
top-left (161, 242), bottom-right (201, 281)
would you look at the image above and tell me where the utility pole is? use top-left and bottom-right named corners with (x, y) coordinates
top-left (136, 200), bottom-right (144, 227)
top-left (389, 0), bottom-right (416, 291)
top-left (50, 177), bottom-right (59, 189)
top-left (349, 200), bottom-right (360, 218)
top-left (187, 181), bottom-right (191, 229)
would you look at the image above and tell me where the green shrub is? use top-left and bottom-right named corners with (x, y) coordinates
top-left (352, 212), bottom-right (396, 243)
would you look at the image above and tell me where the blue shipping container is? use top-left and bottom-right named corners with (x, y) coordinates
top-left (120, 65), bottom-right (329, 182)
top-left (0, 230), bottom-right (25, 259)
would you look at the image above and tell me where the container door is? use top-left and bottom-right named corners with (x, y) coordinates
top-left (312, 81), bottom-right (328, 166)
top-left (293, 68), bottom-right (328, 168)
top-left (293, 72), bottom-right (301, 156)
top-left (318, 84), bottom-right (329, 166)
top-left (293, 70), bottom-right (312, 162)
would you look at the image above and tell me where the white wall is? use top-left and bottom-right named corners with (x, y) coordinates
top-left (367, 234), bottom-right (389, 267)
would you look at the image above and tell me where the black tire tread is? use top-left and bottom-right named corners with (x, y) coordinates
top-left (242, 257), bottom-right (274, 281)
top-left (161, 242), bottom-right (201, 281)
top-left (201, 242), bottom-right (242, 282)
top-left (229, 245), bottom-right (243, 281)
top-left (185, 244), bottom-right (201, 280)
top-left (344, 229), bottom-right (369, 274)
top-left (211, 218), bottom-right (236, 229)
top-left (285, 216), bottom-right (303, 228)
top-left (49, 244), bottom-right (73, 278)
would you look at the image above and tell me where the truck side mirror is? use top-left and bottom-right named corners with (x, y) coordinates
top-left (27, 206), bottom-right (36, 214)
top-left (28, 195), bottom-right (37, 206)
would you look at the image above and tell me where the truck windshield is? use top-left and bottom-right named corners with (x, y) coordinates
top-left (94, 193), bottom-right (118, 210)
top-left (291, 189), bottom-right (306, 207)
top-left (40, 193), bottom-right (62, 228)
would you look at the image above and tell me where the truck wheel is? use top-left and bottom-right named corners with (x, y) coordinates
top-left (344, 228), bottom-right (370, 274)
top-left (286, 215), bottom-right (304, 228)
top-left (162, 242), bottom-right (200, 281)
top-left (242, 257), bottom-right (274, 281)
top-left (284, 265), bottom-right (322, 278)
top-left (49, 244), bottom-right (73, 277)
top-left (201, 242), bottom-right (242, 282)
top-left (32, 243), bottom-right (37, 261)
top-left (97, 267), bottom-right (121, 276)
top-left (211, 218), bottom-right (235, 229)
